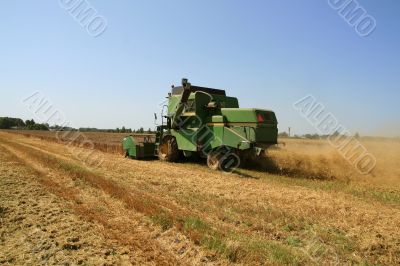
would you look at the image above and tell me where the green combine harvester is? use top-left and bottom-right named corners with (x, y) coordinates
top-left (123, 79), bottom-right (278, 171)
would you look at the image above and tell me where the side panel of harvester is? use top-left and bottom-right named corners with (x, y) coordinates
top-left (166, 90), bottom-right (278, 155)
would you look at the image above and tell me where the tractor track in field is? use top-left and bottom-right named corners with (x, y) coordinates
top-left (0, 146), bottom-right (157, 265)
top-left (0, 139), bottom-right (239, 240)
top-left (6, 139), bottom-right (250, 234)
top-left (0, 138), bottom-right (223, 265)
top-left (1, 131), bottom-right (400, 265)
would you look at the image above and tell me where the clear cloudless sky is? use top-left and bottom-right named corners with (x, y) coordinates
top-left (1, 0), bottom-right (399, 136)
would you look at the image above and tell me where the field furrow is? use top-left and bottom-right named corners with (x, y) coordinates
top-left (1, 131), bottom-right (399, 265)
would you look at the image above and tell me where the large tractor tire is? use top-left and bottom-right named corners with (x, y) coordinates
top-left (219, 152), bottom-right (241, 172)
top-left (158, 136), bottom-right (180, 162)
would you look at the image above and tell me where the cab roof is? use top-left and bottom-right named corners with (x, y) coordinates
top-left (171, 85), bottom-right (226, 96)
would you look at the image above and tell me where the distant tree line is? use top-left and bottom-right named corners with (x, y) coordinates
top-left (0, 117), bottom-right (156, 133)
top-left (0, 117), bottom-right (49, 131)
top-left (79, 127), bottom-right (155, 134)
top-left (278, 131), bottom-right (361, 140)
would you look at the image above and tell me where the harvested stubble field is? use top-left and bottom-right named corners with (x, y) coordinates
top-left (4, 130), bottom-right (155, 155)
top-left (0, 130), bottom-right (399, 265)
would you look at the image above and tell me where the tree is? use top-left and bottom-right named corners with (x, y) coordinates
top-left (26, 123), bottom-right (49, 131)
top-left (25, 119), bottom-right (35, 126)
top-left (278, 132), bottom-right (289, 138)
top-left (331, 130), bottom-right (340, 137)
top-left (304, 134), bottom-right (320, 140)
top-left (0, 117), bottom-right (26, 129)
top-left (0, 118), bottom-right (12, 129)
top-left (14, 118), bottom-right (25, 127)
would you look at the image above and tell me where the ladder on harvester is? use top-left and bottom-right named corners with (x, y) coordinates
top-left (154, 126), bottom-right (162, 156)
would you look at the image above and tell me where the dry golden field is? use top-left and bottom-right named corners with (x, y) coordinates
top-left (4, 130), bottom-right (154, 155)
top-left (0, 130), bottom-right (399, 265)
top-left (270, 138), bottom-right (400, 189)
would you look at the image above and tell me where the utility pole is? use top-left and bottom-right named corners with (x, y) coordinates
top-left (288, 127), bottom-right (291, 137)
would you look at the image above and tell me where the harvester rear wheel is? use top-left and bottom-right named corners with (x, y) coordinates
top-left (158, 136), bottom-right (179, 162)
top-left (219, 152), bottom-right (241, 172)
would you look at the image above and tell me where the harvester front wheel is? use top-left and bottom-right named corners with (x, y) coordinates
top-left (158, 136), bottom-right (179, 162)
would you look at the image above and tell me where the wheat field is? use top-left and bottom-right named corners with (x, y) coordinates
top-left (0, 130), bottom-right (399, 265)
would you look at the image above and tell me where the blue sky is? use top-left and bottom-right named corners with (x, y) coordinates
top-left (1, 0), bottom-right (399, 136)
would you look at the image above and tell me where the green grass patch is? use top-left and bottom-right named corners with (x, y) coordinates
top-left (202, 235), bottom-right (229, 255)
top-left (285, 236), bottom-right (301, 247)
top-left (347, 186), bottom-right (400, 206)
top-left (319, 227), bottom-right (355, 254)
top-left (237, 169), bottom-right (400, 206)
top-left (283, 223), bottom-right (296, 232)
top-left (150, 212), bottom-right (174, 231)
top-left (176, 213), bottom-right (313, 264)
top-left (178, 216), bottom-right (236, 260)
top-left (246, 238), bottom-right (302, 265)
top-left (0, 206), bottom-right (6, 217)
top-left (183, 216), bottom-right (210, 232)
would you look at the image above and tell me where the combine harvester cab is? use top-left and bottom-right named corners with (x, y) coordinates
top-left (122, 79), bottom-right (278, 171)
